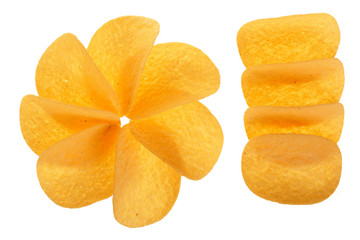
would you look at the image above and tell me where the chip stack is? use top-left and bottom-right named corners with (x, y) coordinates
top-left (237, 13), bottom-right (344, 204)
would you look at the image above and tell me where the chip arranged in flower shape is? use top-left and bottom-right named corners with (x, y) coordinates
top-left (244, 103), bottom-right (344, 142)
top-left (129, 101), bottom-right (224, 180)
top-left (127, 43), bottom-right (220, 120)
top-left (113, 126), bottom-right (181, 227)
top-left (20, 95), bottom-right (120, 155)
top-left (87, 16), bottom-right (160, 117)
top-left (36, 33), bottom-right (121, 114)
top-left (241, 58), bottom-right (344, 107)
top-left (20, 16), bottom-right (223, 227)
top-left (37, 124), bottom-right (120, 208)
top-left (237, 13), bottom-right (340, 67)
top-left (242, 134), bottom-right (342, 205)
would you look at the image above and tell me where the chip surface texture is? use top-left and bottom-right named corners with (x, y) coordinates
top-left (242, 134), bottom-right (342, 204)
top-left (237, 13), bottom-right (340, 67)
top-left (241, 58), bottom-right (344, 107)
top-left (244, 103), bottom-right (344, 142)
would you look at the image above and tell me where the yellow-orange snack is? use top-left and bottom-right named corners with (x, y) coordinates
top-left (87, 17), bottom-right (159, 116)
top-left (20, 16), bottom-right (223, 227)
top-left (20, 95), bottom-right (120, 155)
top-left (129, 101), bottom-right (223, 180)
top-left (113, 126), bottom-right (181, 228)
top-left (127, 43), bottom-right (220, 120)
top-left (242, 58), bottom-right (344, 107)
top-left (36, 33), bottom-right (121, 115)
top-left (237, 13), bottom-right (340, 67)
top-left (37, 124), bottom-right (119, 208)
top-left (244, 103), bottom-right (344, 142)
top-left (242, 134), bottom-right (342, 204)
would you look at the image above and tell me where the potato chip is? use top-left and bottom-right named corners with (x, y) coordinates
top-left (113, 126), bottom-right (181, 228)
top-left (242, 58), bottom-right (344, 107)
top-left (20, 95), bottom-right (120, 155)
top-left (22, 15), bottom-right (223, 227)
top-left (244, 103), bottom-right (344, 142)
top-left (36, 33), bottom-right (120, 114)
top-left (88, 16), bottom-right (159, 116)
top-left (129, 101), bottom-right (223, 180)
top-left (237, 13), bottom-right (340, 67)
top-left (242, 134), bottom-right (342, 204)
top-left (127, 43), bottom-right (220, 120)
top-left (37, 124), bottom-right (119, 208)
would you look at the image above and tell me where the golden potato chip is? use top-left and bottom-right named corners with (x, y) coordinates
top-left (37, 124), bottom-right (119, 208)
top-left (237, 13), bottom-right (340, 67)
top-left (127, 43), bottom-right (220, 120)
top-left (113, 126), bottom-right (181, 228)
top-left (129, 101), bottom-right (223, 180)
top-left (36, 33), bottom-right (120, 114)
top-left (244, 103), bottom-right (344, 142)
top-left (22, 15), bottom-right (224, 227)
top-left (88, 16), bottom-right (159, 116)
top-left (242, 58), bottom-right (344, 107)
top-left (20, 95), bottom-right (120, 155)
top-left (242, 134), bottom-right (342, 204)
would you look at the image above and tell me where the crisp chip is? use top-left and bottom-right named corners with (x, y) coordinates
top-left (20, 95), bottom-right (119, 155)
top-left (88, 16), bottom-right (159, 116)
top-left (113, 126), bottom-right (181, 228)
top-left (244, 103), bottom-right (344, 142)
top-left (22, 16), bottom-right (223, 227)
top-left (129, 101), bottom-right (223, 180)
top-left (237, 13), bottom-right (340, 67)
top-left (36, 33), bottom-right (120, 114)
top-left (37, 124), bottom-right (119, 208)
top-left (242, 58), bottom-right (344, 107)
top-left (242, 134), bottom-right (342, 204)
top-left (127, 43), bottom-right (220, 120)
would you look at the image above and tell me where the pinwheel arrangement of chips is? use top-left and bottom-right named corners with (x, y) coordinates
top-left (237, 13), bottom-right (344, 204)
top-left (20, 16), bottom-right (223, 227)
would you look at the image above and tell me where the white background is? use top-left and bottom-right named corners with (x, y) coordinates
top-left (1, 0), bottom-right (359, 239)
